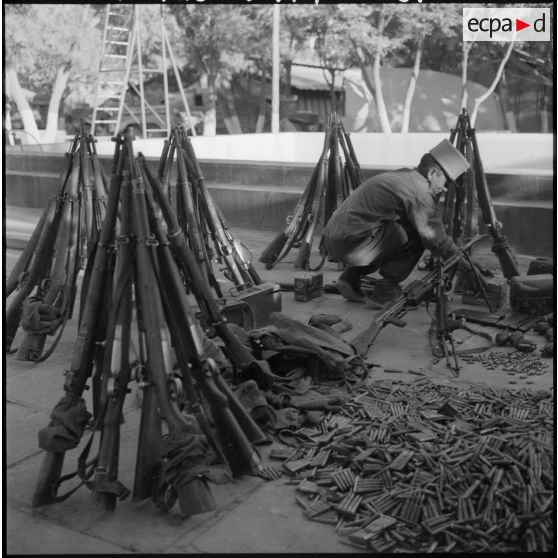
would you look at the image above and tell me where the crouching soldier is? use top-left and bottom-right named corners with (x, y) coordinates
top-left (323, 139), bottom-right (470, 305)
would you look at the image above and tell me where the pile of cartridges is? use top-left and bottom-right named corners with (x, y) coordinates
top-left (268, 378), bottom-right (553, 553)
top-left (157, 125), bottom-right (261, 297)
top-left (5, 125), bottom-right (108, 362)
top-left (32, 134), bottom-right (273, 517)
top-left (259, 113), bottom-right (364, 271)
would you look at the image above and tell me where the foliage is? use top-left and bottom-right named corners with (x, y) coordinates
top-left (4, 4), bottom-right (102, 103)
top-left (170, 5), bottom-right (253, 87)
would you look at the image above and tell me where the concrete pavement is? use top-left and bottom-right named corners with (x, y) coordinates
top-left (4, 206), bottom-right (554, 555)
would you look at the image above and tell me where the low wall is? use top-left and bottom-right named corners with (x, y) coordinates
top-left (5, 132), bottom-right (555, 257)
top-left (85, 131), bottom-right (553, 172)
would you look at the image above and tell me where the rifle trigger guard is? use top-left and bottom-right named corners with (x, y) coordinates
top-left (117, 235), bottom-right (132, 245)
top-left (168, 378), bottom-right (183, 400)
top-left (107, 377), bottom-right (117, 397)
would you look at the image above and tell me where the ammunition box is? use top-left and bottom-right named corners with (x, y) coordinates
top-left (195, 281), bottom-right (282, 331)
top-left (509, 274), bottom-right (554, 316)
top-left (461, 276), bottom-right (508, 309)
top-left (294, 272), bottom-right (323, 302)
top-left (527, 257), bottom-right (554, 276)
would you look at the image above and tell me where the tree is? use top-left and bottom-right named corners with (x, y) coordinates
top-left (306, 6), bottom-right (355, 113)
top-left (4, 4), bottom-right (102, 143)
top-left (170, 5), bottom-right (254, 135)
top-left (336, 5), bottom-right (407, 134)
top-left (396, 4), bottom-right (462, 133)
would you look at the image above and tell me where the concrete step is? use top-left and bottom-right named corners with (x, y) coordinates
top-left (5, 151), bottom-right (554, 257)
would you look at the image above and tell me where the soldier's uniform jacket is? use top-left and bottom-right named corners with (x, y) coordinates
top-left (323, 168), bottom-right (454, 257)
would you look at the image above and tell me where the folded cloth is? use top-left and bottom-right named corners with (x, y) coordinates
top-left (38, 395), bottom-right (92, 453)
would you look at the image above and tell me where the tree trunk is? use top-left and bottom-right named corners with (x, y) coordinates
top-left (217, 84), bottom-right (243, 135)
top-left (5, 67), bottom-right (40, 144)
top-left (497, 72), bottom-right (517, 132)
top-left (400, 35), bottom-right (423, 134)
top-left (540, 84), bottom-right (549, 133)
top-left (372, 51), bottom-right (391, 134)
top-left (200, 73), bottom-right (216, 136)
top-left (255, 73), bottom-right (268, 133)
top-left (284, 59), bottom-right (292, 97)
top-left (328, 69), bottom-right (336, 113)
top-left (43, 66), bottom-right (69, 143)
top-left (460, 42), bottom-right (472, 110)
top-left (470, 40), bottom-right (515, 127)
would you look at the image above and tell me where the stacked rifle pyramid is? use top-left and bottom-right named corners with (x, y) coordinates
top-left (260, 113), bottom-right (364, 271)
top-left (6, 124), bottom-right (108, 362)
top-left (31, 130), bottom-right (274, 516)
top-left (157, 125), bottom-right (262, 297)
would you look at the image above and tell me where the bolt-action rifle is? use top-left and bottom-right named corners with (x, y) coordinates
top-left (5, 151), bottom-right (73, 352)
top-left (90, 168), bottom-right (134, 510)
top-left (138, 155), bottom-right (274, 391)
top-left (88, 135), bottom-right (108, 230)
top-left (142, 171), bottom-right (264, 475)
top-left (143, 172), bottom-right (268, 449)
top-left (469, 126), bottom-right (520, 278)
top-left (338, 120), bottom-right (364, 188)
top-left (178, 129), bottom-right (258, 290)
top-left (80, 120), bottom-right (94, 250)
top-left (350, 236), bottom-right (484, 357)
top-left (17, 145), bottom-right (82, 362)
top-left (31, 138), bottom-right (125, 508)
top-left (258, 162), bottom-right (321, 269)
top-left (127, 142), bottom-right (216, 515)
top-left (294, 117), bottom-right (332, 270)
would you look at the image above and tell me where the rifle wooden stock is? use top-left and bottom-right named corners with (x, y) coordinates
top-left (143, 175), bottom-right (218, 445)
top-left (31, 140), bottom-right (125, 508)
top-left (158, 138), bottom-right (171, 180)
top-left (130, 144), bottom-right (215, 512)
top-left (6, 195), bottom-right (64, 351)
top-left (324, 127), bottom-right (337, 227)
top-left (179, 131), bottom-right (247, 288)
top-left (7, 133), bottom-right (78, 294)
top-left (5, 135), bottom-right (76, 336)
top-left (350, 236), bottom-right (483, 356)
top-left (88, 136), bottom-right (108, 228)
top-left (80, 124), bottom-right (94, 246)
top-left (139, 155), bottom-right (273, 390)
top-left (174, 133), bottom-right (212, 283)
top-left (193, 359), bottom-right (262, 477)
top-left (132, 330), bottom-right (162, 502)
top-left (92, 168), bottom-right (134, 509)
top-left (214, 202), bottom-right (262, 286)
top-left (6, 205), bottom-right (49, 297)
top-left (259, 163), bottom-right (320, 268)
top-left (294, 159), bottom-right (329, 270)
top-left (469, 128), bottom-right (520, 278)
top-left (143, 176), bottom-right (266, 467)
top-left (212, 372), bottom-right (269, 446)
top-left (339, 121), bottom-right (364, 186)
top-left (17, 151), bottom-right (81, 361)
top-left (259, 231), bottom-right (288, 268)
top-left (294, 122), bottom-right (332, 270)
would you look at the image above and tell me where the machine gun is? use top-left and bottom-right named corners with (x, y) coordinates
top-left (350, 236), bottom-right (484, 357)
